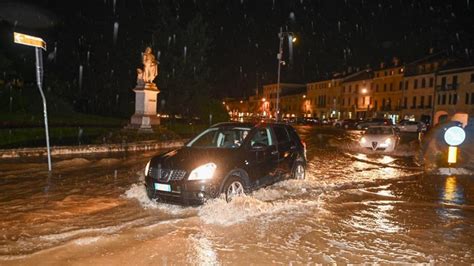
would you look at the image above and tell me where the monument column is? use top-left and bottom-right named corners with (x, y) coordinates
top-left (130, 83), bottom-right (160, 128)
top-left (130, 47), bottom-right (160, 131)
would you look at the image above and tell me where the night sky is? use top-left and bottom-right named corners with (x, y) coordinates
top-left (1, 0), bottom-right (473, 101)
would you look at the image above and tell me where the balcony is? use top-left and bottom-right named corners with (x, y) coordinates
top-left (436, 83), bottom-right (458, 91)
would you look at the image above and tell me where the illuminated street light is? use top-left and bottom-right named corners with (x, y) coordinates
top-left (276, 28), bottom-right (297, 122)
top-left (361, 88), bottom-right (368, 94)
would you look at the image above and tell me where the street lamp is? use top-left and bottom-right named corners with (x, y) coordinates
top-left (276, 27), bottom-right (296, 122)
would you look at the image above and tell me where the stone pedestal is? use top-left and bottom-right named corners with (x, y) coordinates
top-left (130, 83), bottom-right (160, 131)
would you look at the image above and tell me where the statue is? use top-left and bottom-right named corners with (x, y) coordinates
top-left (130, 46), bottom-right (161, 129)
top-left (136, 68), bottom-right (145, 87)
top-left (140, 47), bottom-right (158, 84)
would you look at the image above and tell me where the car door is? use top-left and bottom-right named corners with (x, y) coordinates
top-left (245, 126), bottom-right (278, 187)
top-left (271, 125), bottom-right (294, 178)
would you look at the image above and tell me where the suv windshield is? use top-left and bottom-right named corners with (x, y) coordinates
top-left (187, 127), bottom-right (251, 148)
top-left (366, 127), bottom-right (393, 135)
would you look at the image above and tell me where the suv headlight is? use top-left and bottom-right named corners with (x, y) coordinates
top-left (144, 160), bottom-right (151, 176)
top-left (188, 163), bottom-right (217, 181)
top-left (360, 137), bottom-right (367, 144)
top-left (384, 138), bottom-right (392, 144)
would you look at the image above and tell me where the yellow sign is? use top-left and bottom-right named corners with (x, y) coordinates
top-left (13, 32), bottom-right (47, 50)
top-left (448, 146), bottom-right (457, 164)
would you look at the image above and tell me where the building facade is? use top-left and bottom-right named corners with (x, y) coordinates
top-left (434, 65), bottom-right (474, 125)
top-left (340, 70), bottom-right (373, 119)
top-left (223, 55), bottom-right (474, 126)
top-left (400, 57), bottom-right (448, 124)
top-left (262, 83), bottom-right (306, 118)
top-left (371, 65), bottom-right (404, 122)
top-left (307, 78), bottom-right (342, 119)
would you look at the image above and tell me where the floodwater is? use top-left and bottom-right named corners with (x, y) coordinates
top-left (0, 127), bottom-right (473, 264)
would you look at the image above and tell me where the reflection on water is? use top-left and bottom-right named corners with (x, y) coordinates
top-left (442, 176), bottom-right (464, 204)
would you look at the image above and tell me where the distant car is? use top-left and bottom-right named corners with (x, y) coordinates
top-left (359, 126), bottom-right (400, 152)
top-left (144, 122), bottom-right (307, 204)
top-left (396, 120), bottom-right (427, 133)
top-left (356, 118), bottom-right (393, 130)
top-left (321, 118), bottom-right (334, 125)
top-left (334, 119), bottom-right (357, 129)
top-left (296, 117), bottom-right (319, 125)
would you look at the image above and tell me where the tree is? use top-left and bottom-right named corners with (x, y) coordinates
top-left (148, 5), bottom-right (214, 120)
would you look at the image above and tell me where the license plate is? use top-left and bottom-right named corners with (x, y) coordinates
top-left (154, 183), bottom-right (171, 192)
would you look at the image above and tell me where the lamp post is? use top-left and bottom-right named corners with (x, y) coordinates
top-left (276, 28), bottom-right (296, 122)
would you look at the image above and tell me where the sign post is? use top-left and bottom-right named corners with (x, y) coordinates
top-left (443, 125), bottom-right (466, 165)
top-left (14, 32), bottom-right (52, 171)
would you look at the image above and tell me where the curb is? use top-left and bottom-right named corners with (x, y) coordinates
top-left (0, 139), bottom-right (186, 159)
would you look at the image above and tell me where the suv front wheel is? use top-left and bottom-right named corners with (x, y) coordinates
top-left (223, 176), bottom-right (246, 202)
top-left (292, 161), bottom-right (306, 180)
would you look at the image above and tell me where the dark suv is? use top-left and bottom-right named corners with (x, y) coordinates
top-left (144, 122), bottom-right (307, 204)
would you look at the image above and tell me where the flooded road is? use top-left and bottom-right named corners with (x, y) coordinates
top-left (1, 126), bottom-right (473, 264)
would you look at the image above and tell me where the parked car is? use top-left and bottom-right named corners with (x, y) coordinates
top-left (396, 120), bottom-right (427, 133)
top-left (298, 117), bottom-right (320, 125)
top-left (334, 119), bottom-right (357, 129)
top-left (144, 122), bottom-right (307, 204)
top-left (359, 126), bottom-right (400, 152)
top-left (320, 118), bottom-right (336, 125)
top-left (356, 118), bottom-right (393, 130)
